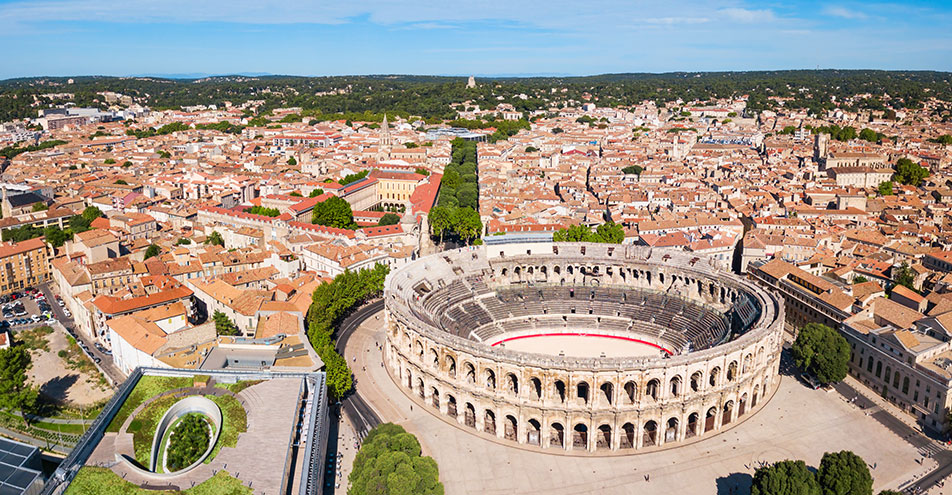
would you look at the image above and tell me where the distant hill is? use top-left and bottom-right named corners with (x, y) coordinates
top-left (0, 70), bottom-right (950, 123)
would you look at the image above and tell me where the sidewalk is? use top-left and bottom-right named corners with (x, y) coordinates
top-left (334, 413), bottom-right (357, 494)
top-left (843, 374), bottom-right (945, 444)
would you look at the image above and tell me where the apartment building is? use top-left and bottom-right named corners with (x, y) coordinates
top-left (0, 238), bottom-right (51, 294)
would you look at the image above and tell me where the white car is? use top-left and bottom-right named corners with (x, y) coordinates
top-left (30, 314), bottom-right (41, 323)
top-left (45, 318), bottom-right (56, 325)
top-left (64, 310), bottom-right (72, 318)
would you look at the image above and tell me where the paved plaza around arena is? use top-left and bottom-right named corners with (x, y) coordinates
top-left (351, 311), bottom-right (933, 495)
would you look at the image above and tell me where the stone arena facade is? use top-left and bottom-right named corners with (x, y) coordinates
top-left (384, 243), bottom-right (784, 453)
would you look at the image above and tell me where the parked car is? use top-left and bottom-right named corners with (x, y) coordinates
top-left (30, 315), bottom-right (41, 323)
top-left (64, 310), bottom-right (71, 318)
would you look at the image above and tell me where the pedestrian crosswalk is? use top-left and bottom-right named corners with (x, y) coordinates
top-left (918, 442), bottom-right (946, 457)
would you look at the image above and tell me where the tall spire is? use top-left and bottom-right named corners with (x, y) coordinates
top-left (380, 113), bottom-right (392, 147)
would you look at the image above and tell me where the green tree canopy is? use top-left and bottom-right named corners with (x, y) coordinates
top-left (309, 188), bottom-right (325, 198)
top-left (892, 261), bottom-right (916, 291)
top-left (751, 459), bottom-right (820, 495)
top-left (349, 423), bottom-right (444, 495)
top-left (81, 206), bottom-right (103, 222)
top-left (287, 156), bottom-right (297, 165)
top-left (791, 323), bottom-right (850, 385)
top-left (245, 205), bottom-right (281, 217)
top-left (339, 170), bottom-right (370, 186)
top-left (312, 196), bottom-right (357, 229)
top-left (144, 244), bottom-right (160, 260)
top-left (206, 231), bottom-right (224, 247)
top-left (859, 128), bottom-right (881, 142)
top-left (0, 346), bottom-right (38, 421)
top-left (378, 213), bottom-right (401, 226)
top-left (213, 310), bottom-right (239, 336)
top-left (622, 165), bottom-right (644, 175)
top-left (31, 202), bottom-right (48, 212)
top-left (894, 158), bottom-right (929, 186)
top-left (877, 181), bottom-right (893, 196)
top-left (817, 451), bottom-right (873, 495)
top-left (308, 263), bottom-right (390, 399)
top-left (553, 222), bottom-right (625, 244)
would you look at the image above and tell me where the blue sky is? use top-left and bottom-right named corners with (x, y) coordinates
top-left (2, 0), bottom-right (951, 79)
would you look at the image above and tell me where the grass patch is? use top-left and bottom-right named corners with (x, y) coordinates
top-left (30, 420), bottom-right (86, 435)
top-left (106, 376), bottom-right (192, 433)
top-left (64, 467), bottom-right (251, 495)
top-left (213, 380), bottom-right (262, 394)
top-left (204, 394), bottom-right (246, 463)
top-left (129, 395), bottom-right (179, 467)
top-left (16, 325), bottom-right (53, 351)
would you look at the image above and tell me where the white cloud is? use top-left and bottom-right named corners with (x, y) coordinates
top-left (639, 17), bottom-right (710, 26)
top-left (822, 6), bottom-right (868, 20)
top-left (0, 0), bottom-right (769, 28)
top-left (718, 7), bottom-right (777, 23)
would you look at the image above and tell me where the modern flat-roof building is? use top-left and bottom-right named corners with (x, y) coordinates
top-left (0, 437), bottom-right (44, 495)
top-left (42, 367), bottom-right (330, 495)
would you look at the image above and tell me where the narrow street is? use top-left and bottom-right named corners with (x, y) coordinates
top-left (38, 282), bottom-right (124, 385)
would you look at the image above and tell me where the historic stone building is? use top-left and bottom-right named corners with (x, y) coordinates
top-left (384, 243), bottom-right (784, 453)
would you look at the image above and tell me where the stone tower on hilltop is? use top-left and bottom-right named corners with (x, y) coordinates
top-left (466, 75), bottom-right (476, 88)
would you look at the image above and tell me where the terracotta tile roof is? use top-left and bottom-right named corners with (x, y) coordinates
top-left (92, 286), bottom-right (192, 315)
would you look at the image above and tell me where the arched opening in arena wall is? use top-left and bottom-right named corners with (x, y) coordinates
top-left (527, 419), bottom-right (541, 446)
top-left (669, 376), bottom-right (682, 397)
top-left (550, 422), bottom-right (565, 448)
top-left (577, 382), bottom-right (590, 404)
top-left (431, 387), bottom-right (439, 409)
top-left (530, 377), bottom-right (542, 400)
top-left (484, 410), bottom-right (496, 436)
top-left (709, 367), bottom-right (720, 387)
top-left (643, 421), bottom-right (658, 447)
top-left (573, 424), bottom-right (588, 449)
top-left (600, 382), bottom-right (613, 405)
top-left (504, 415), bottom-right (518, 441)
top-left (445, 355), bottom-right (456, 377)
top-left (705, 407), bottom-right (717, 432)
top-left (665, 418), bottom-right (679, 443)
top-left (722, 401), bottom-right (734, 425)
top-left (446, 394), bottom-right (457, 418)
top-left (646, 379), bottom-right (660, 401)
top-left (624, 381), bottom-right (637, 404)
top-left (621, 423), bottom-right (635, 448)
top-left (506, 373), bottom-right (519, 395)
top-left (464, 403), bottom-right (476, 428)
top-left (464, 362), bottom-right (475, 384)
top-left (554, 380), bottom-right (566, 403)
top-left (597, 425), bottom-right (612, 450)
top-left (687, 412), bottom-right (699, 438)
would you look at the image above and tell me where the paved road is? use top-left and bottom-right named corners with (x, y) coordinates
top-left (39, 282), bottom-right (123, 384)
top-left (831, 380), bottom-right (952, 493)
top-left (0, 426), bottom-right (72, 455)
top-left (335, 299), bottom-right (384, 441)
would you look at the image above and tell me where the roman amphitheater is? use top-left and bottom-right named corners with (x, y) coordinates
top-left (384, 242), bottom-right (785, 454)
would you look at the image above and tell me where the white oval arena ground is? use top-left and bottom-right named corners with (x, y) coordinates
top-left (487, 333), bottom-right (672, 358)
